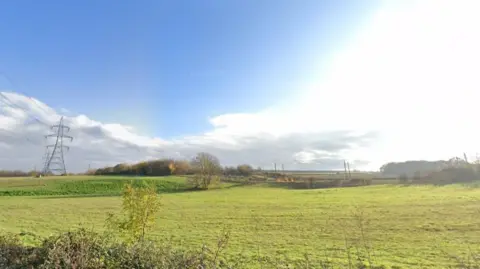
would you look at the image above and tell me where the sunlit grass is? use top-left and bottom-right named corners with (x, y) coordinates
top-left (1, 176), bottom-right (480, 268)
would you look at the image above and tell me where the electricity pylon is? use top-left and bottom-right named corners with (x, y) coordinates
top-left (42, 117), bottom-right (73, 175)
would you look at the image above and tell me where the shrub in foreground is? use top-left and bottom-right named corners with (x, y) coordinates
top-left (0, 232), bottom-right (40, 268)
top-left (0, 229), bottom-right (240, 269)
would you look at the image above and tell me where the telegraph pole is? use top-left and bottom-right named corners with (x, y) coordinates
top-left (42, 117), bottom-right (73, 175)
top-left (347, 162), bottom-right (352, 180)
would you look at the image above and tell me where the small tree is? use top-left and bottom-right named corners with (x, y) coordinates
top-left (190, 152), bottom-right (221, 189)
top-left (106, 182), bottom-right (161, 243)
top-left (237, 164), bottom-right (254, 177)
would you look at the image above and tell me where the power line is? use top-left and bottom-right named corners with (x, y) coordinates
top-left (0, 96), bottom-right (12, 107)
top-left (0, 91), bottom-right (50, 147)
top-left (0, 73), bottom-right (76, 175)
top-left (0, 72), bottom-right (53, 126)
top-left (0, 92), bottom-right (50, 127)
top-left (0, 128), bottom-right (38, 146)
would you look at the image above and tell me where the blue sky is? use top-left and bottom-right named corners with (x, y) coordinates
top-left (0, 0), bottom-right (379, 138)
top-left (2, 1), bottom-right (480, 171)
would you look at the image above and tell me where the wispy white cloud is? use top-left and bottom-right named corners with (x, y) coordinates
top-left (0, 91), bottom-right (373, 172)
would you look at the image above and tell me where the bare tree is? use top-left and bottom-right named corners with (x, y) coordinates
top-left (190, 152), bottom-right (221, 189)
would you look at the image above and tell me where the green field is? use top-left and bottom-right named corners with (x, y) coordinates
top-left (0, 175), bottom-right (189, 196)
top-left (1, 176), bottom-right (480, 268)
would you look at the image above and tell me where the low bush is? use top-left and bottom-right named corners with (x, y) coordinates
top-left (417, 167), bottom-right (479, 185)
top-left (39, 229), bottom-right (108, 269)
top-left (0, 232), bottom-right (40, 268)
top-left (0, 170), bottom-right (40, 177)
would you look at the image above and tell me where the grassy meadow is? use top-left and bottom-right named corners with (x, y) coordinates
top-left (1, 175), bottom-right (480, 268)
top-left (0, 175), bottom-right (190, 196)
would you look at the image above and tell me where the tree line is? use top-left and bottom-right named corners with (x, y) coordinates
top-left (0, 170), bottom-right (41, 177)
top-left (380, 158), bottom-right (469, 177)
top-left (90, 153), bottom-right (255, 177)
top-left (3, 155), bottom-right (475, 180)
top-left (0, 152), bottom-right (255, 179)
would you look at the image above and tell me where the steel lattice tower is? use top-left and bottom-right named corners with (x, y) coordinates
top-left (42, 117), bottom-right (73, 175)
